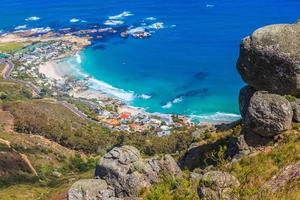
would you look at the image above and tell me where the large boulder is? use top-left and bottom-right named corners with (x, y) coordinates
top-left (237, 21), bottom-right (300, 96)
top-left (95, 145), bottom-right (181, 198)
top-left (68, 179), bottom-right (118, 200)
top-left (198, 171), bottom-right (240, 200)
top-left (290, 98), bottom-right (300, 122)
top-left (241, 90), bottom-right (293, 137)
top-left (239, 86), bottom-right (256, 119)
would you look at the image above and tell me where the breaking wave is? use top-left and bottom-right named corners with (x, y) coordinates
top-left (25, 16), bottom-right (40, 21)
top-left (89, 78), bottom-right (135, 101)
top-left (70, 18), bottom-right (80, 23)
top-left (14, 25), bottom-right (27, 30)
top-left (189, 112), bottom-right (241, 123)
top-left (162, 102), bottom-right (172, 109)
top-left (108, 11), bottom-right (133, 20)
top-left (104, 20), bottom-right (124, 26)
top-left (60, 55), bottom-right (135, 102)
top-left (138, 94), bottom-right (152, 99)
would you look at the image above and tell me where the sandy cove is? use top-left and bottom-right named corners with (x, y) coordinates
top-left (39, 61), bottom-right (64, 81)
top-left (38, 60), bottom-right (146, 116)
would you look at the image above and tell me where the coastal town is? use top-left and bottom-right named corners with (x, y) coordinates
top-left (0, 27), bottom-right (193, 136)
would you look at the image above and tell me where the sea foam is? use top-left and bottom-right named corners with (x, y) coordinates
top-left (173, 96), bottom-right (183, 104)
top-left (14, 25), bottom-right (27, 30)
top-left (190, 112), bottom-right (241, 123)
top-left (70, 18), bottom-right (80, 23)
top-left (104, 20), bottom-right (124, 26)
top-left (146, 17), bottom-right (157, 21)
top-left (25, 16), bottom-right (40, 21)
top-left (206, 4), bottom-right (214, 8)
top-left (162, 102), bottom-right (172, 109)
top-left (61, 56), bottom-right (135, 102)
top-left (148, 22), bottom-right (164, 30)
top-left (109, 11), bottom-right (133, 20)
top-left (138, 94), bottom-right (152, 99)
top-left (30, 27), bottom-right (51, 33)
top-left (89, 78), bottom-right (135, 102)
top-left (76, 53), bottom-right (82, 64)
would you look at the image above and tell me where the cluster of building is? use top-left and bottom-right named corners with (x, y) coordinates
top-left (91, 100), bottom-right (191, 135)
top-left (12, 40), bottom-right (73, 67)
top-left (5, 31), bottom-right (193, 136)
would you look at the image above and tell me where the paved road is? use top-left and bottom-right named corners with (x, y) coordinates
top-left (1, 59), bottom-right (98, 123)
top-left (0, 59), bottom-right (14, 80)
top-left (60, 101), bottom-right (98, 123)
top-left (1, 59), bottom-right (41, 96)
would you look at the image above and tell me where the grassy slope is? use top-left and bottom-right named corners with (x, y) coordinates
top-left (3, 99), bottom-right (111, 153)
top-left (147, 128), bottom-right (300, 200)
top-left (0, 42), bottom-right (26, 53)
top-left (0, 129), bottom-right (97, 200)
top-left (229, 130), bottom-right (300, 199)
top-left (1, 79), bottom-right (300, 199)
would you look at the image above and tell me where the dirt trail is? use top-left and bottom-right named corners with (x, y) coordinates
top-left (0, 107), bottom-right (14, 132)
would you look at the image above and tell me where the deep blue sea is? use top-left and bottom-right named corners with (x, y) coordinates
top-left (1, 0), bottom-right (300, 122)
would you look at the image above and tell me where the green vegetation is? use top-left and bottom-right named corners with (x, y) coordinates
top-left (0, 42), bottom-right (26, 53)
top-left (1, 79), bottom-right (300, 199)
top-left (228, 130), bottom-right (300, 199)
top-left (145, 173), bottom-right (199, 200)
top-left (116, 127), bottom-right (195, 157)
top-left (67, 99), bottom-right (98, 120)
top-left (3, 99), bottom-right (111, 153)
top-left (0, 81), bottom-right (32, 102)
top-left (285, 94), bottom-right (297, 102)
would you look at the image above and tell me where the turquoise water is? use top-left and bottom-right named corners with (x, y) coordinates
top-left (1, 0), bottom-right (300, 122)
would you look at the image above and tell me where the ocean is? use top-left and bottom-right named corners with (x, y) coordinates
top-left (1, 0), bottom-right (300, 122)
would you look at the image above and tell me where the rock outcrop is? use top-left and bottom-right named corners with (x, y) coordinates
top-left (68, 179), bottom-right (117, 200)
top-left (68, 145), bottom-right (181, 200)
top-left (242, 90), bottom-right (293, 137)
top-left (237, 21), bottom-right (300, 139)
top-left (290, 98), bottom-right (300, 122)
top-left (198, 171), bottom-right (240, 200)
top-left (263, 161), bottom-right (300, 193)
top-left (237, 21), bottom-right (300, 96)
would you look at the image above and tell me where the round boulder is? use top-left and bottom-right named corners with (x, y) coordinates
top-left (237, 21), bottom-right (300, 96)
top-left (198, 171), bottom-right (240, 200)
top-left (243, 91), bottom-right (293, 137)
top-left (95, 145), bottom-right (181, 198)
top-left (68, 179), bottom-right (117, 200)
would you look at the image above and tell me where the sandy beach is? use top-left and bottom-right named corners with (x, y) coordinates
top-left (39, 61), bottom-right (64, 81)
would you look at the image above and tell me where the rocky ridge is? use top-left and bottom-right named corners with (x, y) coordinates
top-left (68, 146), bottom-right (181, 200)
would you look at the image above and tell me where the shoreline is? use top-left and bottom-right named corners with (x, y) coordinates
top-left (0, 26), bottom-right (240, 126)
top-left (38, 55), bottom-right (241, 124)
top-left (38, 57), bottom-right (150, 117)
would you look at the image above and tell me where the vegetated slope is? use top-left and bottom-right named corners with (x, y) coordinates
top-left (146, 127), bottom-right (300, 200)
top-left (3, 99), bottom-right (111, 153)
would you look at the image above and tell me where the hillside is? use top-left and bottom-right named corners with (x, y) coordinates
top-left (1, 22), bottom-right (300, 200)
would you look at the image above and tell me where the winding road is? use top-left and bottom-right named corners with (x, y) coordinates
top-left (0, 58), bottom-right (98, 123)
